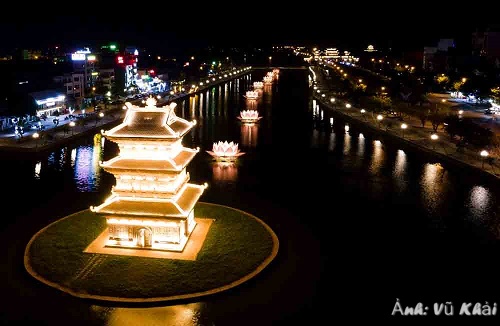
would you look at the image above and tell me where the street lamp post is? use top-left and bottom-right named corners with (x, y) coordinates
top-left (480, 150), bottom-right (489, 169)
top-left (430, 133), bottom-right (439, 149)
top-left (401, 123), bottom-right (407, 138)
top-left (32, 132), bottom-right (39, 149)
top-left (360, 109), bottom-right (366, 120)
top-left (69, 121), bottom-right (75, 136)
top-left (95, 112), bottom-right (104, 126)
top-left (377, 114), bottom-right (383, 128)
top-left (330, 97), bottom-right (336, 109)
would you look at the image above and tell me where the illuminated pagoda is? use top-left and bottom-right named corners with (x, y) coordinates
top-left (90, 98), bottom-right (208, 252)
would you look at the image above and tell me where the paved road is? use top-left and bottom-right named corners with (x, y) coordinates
top-left (0, 67), bottom-right (254, 152)
top-left (427, 93), bottom-right (500, 136)
top-left (314, 94), bottom-right (500, 179)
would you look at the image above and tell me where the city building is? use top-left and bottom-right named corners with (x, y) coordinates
top-left (71, 48), bottom-right (97, 90)
top-left (29, 90), bottom-right (66, 116)
top-left (422, 39), bottom-right (455, 72)
top-left (90, 98), bottom-right (207, 251)
top-left (53, 72), bottom-right (85, 107)
top-left (472, 28), bottom-right (500, 60)
top-left (114, 47), bottom-right (140, 94)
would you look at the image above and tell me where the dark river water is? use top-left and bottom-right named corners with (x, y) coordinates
top-left (1, 68), bottom-right (500, 324)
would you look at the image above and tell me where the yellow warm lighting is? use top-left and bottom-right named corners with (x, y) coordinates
top-left (91, 95), bottom-right (207, 252)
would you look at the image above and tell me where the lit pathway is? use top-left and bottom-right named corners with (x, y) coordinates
top-left (314, 94), bottom-right (500, 179)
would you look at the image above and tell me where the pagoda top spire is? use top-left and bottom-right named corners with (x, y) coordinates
top-left (102, 99), bottom-right (197, 141)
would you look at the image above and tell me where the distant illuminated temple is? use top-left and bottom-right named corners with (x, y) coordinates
top-left (90, 98), bottom-right (208, 252)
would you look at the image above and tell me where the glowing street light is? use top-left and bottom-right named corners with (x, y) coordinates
top-left (430, 133), bottom-right (439, 149)
top-left (458, 110), bottom-right (464, 115)
top-left (96, 112), bottom-right (105, 126)
top-left (360, 108), bottom-right (366, 120)
top-left (377, 114), bottom-right (383, 127)
top-left (480, 150), bottom-right (489, 168)
top-left (69, 121), bottom-right (76, 135)
top-left (401, 123), bottom-right (407, 138)
top-left (345, 103), bottom-right (351, 109)
top-left (32, 132), bottom-right (39, 149)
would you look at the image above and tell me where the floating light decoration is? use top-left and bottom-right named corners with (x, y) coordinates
top-left (243, 90), bottom-right (259, 100)
top-left (253, 81), bottom-right (264, 89)
top-left (238, 110), bottom-right (262, 123)
top-left (206, 141), bottom-right (245, 161)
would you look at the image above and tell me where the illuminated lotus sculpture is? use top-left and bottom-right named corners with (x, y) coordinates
top-left (238, 109), bottom-right (262, 124)
top-left (207, 141), bottom-right (245, 161)
top-left (263, 76), bottom-right (273, 84)
top-left (244, 90), bottom-right (259, 100)
top-left (253, 81), bottom-right (264, 89)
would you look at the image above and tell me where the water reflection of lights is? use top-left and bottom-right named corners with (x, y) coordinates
top-left (212, 161), bottom-right (238, 183)
top-left (343, 132), bottom-right (351, 155)
top-left (34, 161), bottom-right (41, 179)
top-left (328, 132), bottom-right (336, 151)
top-left (240, 123), bottom-right (259, 148)
top-left (468, 186), bottom-right (492, 221)
top-left (71, 148), bottom-right (76, 166)
top-left (73, 135), bottom-right (104, 192)
top-left (246, 99), bottom-right (258, 110)
top-left (199, 92), bottom-right (204, 117)
top-left (393, 150), bottom-right (407, 177)
top-left (91, 303), bottom-right (203, 326)
top-left (393, 150), bottom-right (408, 192)
top-left (190, 95), bottom-right (196, 118)
top-left (421, 163), bottom-right (446, 213)
top-left (357, 133), bottom-right (365, 157)
top-left (369, 140), bottom-right (384, 174)
top-left (311, 129), bottom-right (320, 148)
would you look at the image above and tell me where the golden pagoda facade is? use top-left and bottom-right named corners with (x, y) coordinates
top-left (90, 98), bottom-right (207, 252)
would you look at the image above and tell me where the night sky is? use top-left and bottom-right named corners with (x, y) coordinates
top-left (0, 8), bottom-right (492, 54)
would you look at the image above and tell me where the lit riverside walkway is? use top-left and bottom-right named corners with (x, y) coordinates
top-left (313, 92), bottom-right (500, 179)
top-left (308, 62), bottom-right (500, 179)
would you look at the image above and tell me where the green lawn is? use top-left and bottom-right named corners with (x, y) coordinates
top-left (25, 202), bottom-right (278, 300)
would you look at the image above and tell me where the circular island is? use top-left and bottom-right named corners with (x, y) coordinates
top-left (24, 202), bottom-right (279, 303)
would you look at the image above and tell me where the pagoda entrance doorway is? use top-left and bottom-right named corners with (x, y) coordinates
top-left (138, 228), bottom-right (152, 247)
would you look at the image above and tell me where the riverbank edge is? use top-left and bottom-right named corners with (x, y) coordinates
top-left (0, 67), bottom-right (256, 155)
top-left (313, 93), bottom-right (500, 184)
